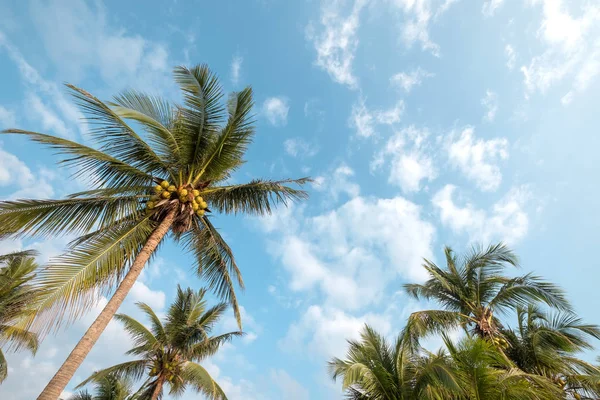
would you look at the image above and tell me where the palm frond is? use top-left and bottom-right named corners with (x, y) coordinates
top-left (183, 217), bottom-right (243, 328)
top-left (194, 88), bottom-right (254, 183)
top-left (1, 129), bottom-right (154, 188)
top-left (203, 178), bottom-right (311, 215)
top-left (173, 65), bottom-right (224, 168)
top-left (0, 197), bottom-right (144, 239)
top-left (65, 84), bottom-right (172, 179)
top-left (76, 360), bottom-right (148, 389)
top-left (110, 90), bottom-right (180, 164)
top-left (181, 361), bottom-right (228, 400)
top-left (31, 217), bottom-right (155, 333)
top-left (114, 313), bottom-right (157, 351)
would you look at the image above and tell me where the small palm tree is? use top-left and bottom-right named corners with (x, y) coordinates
top-left (0, 250), bottom-right (40, 382)
top-left (77, 286), bottom-right (240, 400)
top-left (444, 335), bottom-right (562, 399)
top-left (70, 375), bottom-right (132, 400)
top-left (402, 243), bottom-right (570, 346)
top-left (329, 324), bottom-right (462, 399)
top-left (0, 64), bottom-right (309, 398)
top-left (502, 305), bottom-right (600, 398)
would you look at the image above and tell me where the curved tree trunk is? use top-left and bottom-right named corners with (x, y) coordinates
top-left (37, 211), bottom-right (176, 400)
top-left (150, 375), bottom-right (166, 400)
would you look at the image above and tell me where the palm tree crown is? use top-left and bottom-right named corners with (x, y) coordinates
top-left (502, 305), bottom-right (600, 398)
top-left (70, 375), bottom-right (132, 400)
top-left (77, 286), bottom-right (240, 400)
top-left (0, 250), bottom-right (40, 382)
top-left (0, 65), bottom-right (309, 330)
top-left (0, 64), bottom-right (309, 399)
top-left (402, 243), bottom-right (571, 344)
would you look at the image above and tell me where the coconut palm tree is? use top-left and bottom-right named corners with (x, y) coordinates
top-left (0, 250), bottom-right (40, 382)
top-left (329, 324), bottom-right (462, 399)
top-left (0, 64), bottom-right (310, 399)
top-left (331, 324), bottom-right (561, 399)
top-left (402, 243), bottom-right (571, 347)
top-left (502, 305), bottom-right (600, 398)
top-left (77, 286), bottom-right (239, 400)
top-left (70, 375), bottom-right (132, 400)
top-left (443, 334), bottom-right (562, 399)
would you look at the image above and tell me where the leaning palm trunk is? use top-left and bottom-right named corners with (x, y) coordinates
top-left (0, 65), bottom-right (309, 398)
top-left (37, 210), bottom-right (176, 400)
top-left (150, 376), bottom-right (166, 400)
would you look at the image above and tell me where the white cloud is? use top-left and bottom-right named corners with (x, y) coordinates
top-left (0, 33), bottom-right (85, 137)
top-left (280, 305), bottom-right (393, 359)
top-left (306, 0), bottom-right (368, 89)
top-left (284, 138), bottom-right (319, 158)
top-left (231, 55), bottom-right (243, 86)
top-left (349, 98), bottom-right (404, 138)
top-left (432, 184), bottom-right (530, 244)
top-left (28, 0), bottom-right (171, 89)
top-left (389, 0), bottom-right (458, 57)
top-left (482, 0), bottom-right (504, 17)
top-left (481, 90), bottom-right (498, 122)
top-left (447, 127), bottom-right (509, 192)
top-left (25, 94), bottom-right (72, 138)
top-left (505, 44), bottom-right (516, 70)
top-left (0, 105), bottom-right (16, 126)
top-left (270, 369), bottom-right (310, 400)
top-left (372, 126), bottom-right (436, 193)
top-left (311, 163), bottom-right (361, 202)
top-left (263, 97), bottom-right (289, 127)
top-left (390, 67), bottom-right (434, 92)
top-left (521, 0), bottom-right (600, 101)
top-left (129, 281), bottom-right (166, 310)
top-left (0, 145), bottom-right (35, 188)
top-left (260, 194), bottom-right (435, 311)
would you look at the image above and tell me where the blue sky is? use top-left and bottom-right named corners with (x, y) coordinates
top-left (0, 0), bottom-right (599, 398)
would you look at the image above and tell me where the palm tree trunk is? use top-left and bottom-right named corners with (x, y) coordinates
top-left (150, 375), bottom-right (166, 400)
top-left (37, 210), bottom-right (176, 400)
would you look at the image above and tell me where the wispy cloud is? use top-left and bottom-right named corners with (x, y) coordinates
top-left (447, 127), bottom-right (509, 192)
top-left (349, 98), bottom-right (404, 138)
top-left (390, 68), bottom-right (434, 93)
top-left (481, 90), bottom-right (498, 122)
top-left (263, 97), bottom-right (290, 127)
top-left (306, 0), bottom-right (368, 89)
top-left (231, 55), bottom-right (243, 86)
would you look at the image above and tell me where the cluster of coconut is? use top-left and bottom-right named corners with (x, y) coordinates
top-left (146, 180), bottom-right (208, 217)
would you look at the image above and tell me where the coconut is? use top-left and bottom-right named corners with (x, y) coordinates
top-left (200, 201), bottom-right (208, 209)
top-left (167, 185), bottom-right (177, 192)
top-left (160, 180), bottom-right (169, 189)
top-left (179, 196), bottom-right (188, 203)
top-left (154, 185), bottom-right (163, 193)
top-left (192, 203), bottom-right (199, 211)
top-left (179, 189), bottom-right (188, 197)
top-left (196, 209), bottom-right (205, 217)
top-left (192, 189), bottom-right (200, 196)
top-left (195, 196), bottom-right (202, 203)
top-left (147, 201), bottom-right (155, 209)
top-left (161, 191), bottom-right (171, 199)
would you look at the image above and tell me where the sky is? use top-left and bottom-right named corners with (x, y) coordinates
top-left (0, 0), bottom-right (599, 398)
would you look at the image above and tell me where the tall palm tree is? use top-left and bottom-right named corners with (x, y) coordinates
top-left (402, 243), bottom-right (571, 346)
top-left (0, 250), bottom-right (40, 382)
top-left (0, 64), bottom-right (310, 399)
top-left (329, 324), bottom-right (462, 399)
top-left (70, 375), bottom-right (132, 400)
top-left (77, 286), bottom-right (239, 400)
top-left (502, 305), bottom-right (600, 398)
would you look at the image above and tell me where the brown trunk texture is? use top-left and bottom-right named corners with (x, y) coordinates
top-left (37, 211), bottom-right (176, 400)
top-left (150, 375), bottom-right (166, 400)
